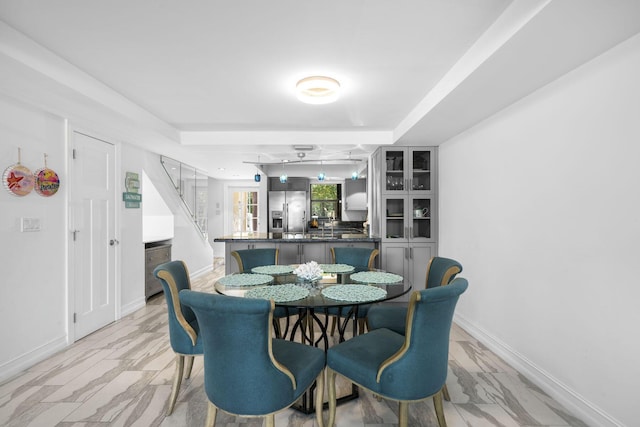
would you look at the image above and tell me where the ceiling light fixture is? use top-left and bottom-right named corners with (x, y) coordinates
top-left (317, 160), bottom-right (325, 181)
top-left (296, 76), bottom-right (340, 105)
top-left (279, 161), bottom-right (288, 184)
top-left (254, 155), bottom-right (261, 182)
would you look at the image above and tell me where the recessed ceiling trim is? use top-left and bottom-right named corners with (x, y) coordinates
top-left (179, 130), bottom-right (395, 145)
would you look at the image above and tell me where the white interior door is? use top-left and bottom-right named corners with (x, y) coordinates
top-left (71, 132), bottom-right (116, 339)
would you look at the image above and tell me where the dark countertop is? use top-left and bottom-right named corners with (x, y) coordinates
top-left (214, 232), bottom-right (380, 243)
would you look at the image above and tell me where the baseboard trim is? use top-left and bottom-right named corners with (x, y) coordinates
top-left (453, 313), bottom-right (624, 427)
top-left (0, 335), bottom-right (68, 384)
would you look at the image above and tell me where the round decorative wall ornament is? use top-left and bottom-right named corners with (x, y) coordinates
top-left (3, 163), bottom-right (34, 196)
top-left (34, 154), bottom-right (60, 197)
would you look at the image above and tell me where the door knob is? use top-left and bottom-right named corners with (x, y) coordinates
top-left (109, 239), bottom-right (119, 246)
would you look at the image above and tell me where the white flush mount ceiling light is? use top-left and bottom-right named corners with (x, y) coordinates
top-left (296, 76), bottom-right (340, 104)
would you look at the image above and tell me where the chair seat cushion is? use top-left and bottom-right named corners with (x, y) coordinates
top-left (367, 305), bottom-right (407, 335)
top-left (272, 339), bottom-right (325, 399)
top-left (327, 328), bottom-right (403, 393)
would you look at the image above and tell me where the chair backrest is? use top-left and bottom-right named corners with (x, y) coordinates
top-left (425, 256), bottom-right (463, 289)
top-left (153, 260), bottom-right (198, 350)
top-left (376, 277), bottom-right (468, 400)
top-left (231, 248), bottom-right (279, 273)
top-left (179, 290), bottom-right (297, 416)
top-left (330, 247), bottom-right (379, 272)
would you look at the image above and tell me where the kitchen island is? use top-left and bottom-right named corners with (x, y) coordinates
top-left (214, 233), bottom-right (381, 274)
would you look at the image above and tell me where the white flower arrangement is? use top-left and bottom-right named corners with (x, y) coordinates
top-left (293, 261), bottom-right (323, 282)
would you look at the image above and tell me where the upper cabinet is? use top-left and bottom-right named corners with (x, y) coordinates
top-left (371, 146), bottom-right (437, 243)
top-left (382, 148), bottom-right (433, 195)
top-left (344, 178), bottom-right (367, 211)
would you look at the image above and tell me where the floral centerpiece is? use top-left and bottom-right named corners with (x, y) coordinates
top-left (293, 261), bottom-right (323, 283)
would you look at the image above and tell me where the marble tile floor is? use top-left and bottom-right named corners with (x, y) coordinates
top-left (0, 264), bottom-right (589, 427)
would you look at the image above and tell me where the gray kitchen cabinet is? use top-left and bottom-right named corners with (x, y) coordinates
top-left (344, 178), bottom-right (367, 211)
top-left (372, 146), bottom-right (437, 292)
top-left (277, 241), bottom-right (327, 265)
top-left (381, 243), bottom-right (434, 302)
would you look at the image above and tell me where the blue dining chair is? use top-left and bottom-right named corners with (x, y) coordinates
top-left (327, 247), bottom-right (379, 336)
top-left (231, 247), bottom-right (292, 338)
top-left (367, 256), bottom-right (462, 401)
top-left (179, 289), bottom-right (326, 427)
top-left (231, 248), bottom-right (279, 273)
top-left (367, 256), bottom-right (462, 335)
top-left (326, 278), bottom-right (468, 427)
top-left (153, 260), bottom-right (204, 415)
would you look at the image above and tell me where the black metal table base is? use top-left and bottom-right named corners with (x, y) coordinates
top-left (285, 306), bottom-right (360, 414)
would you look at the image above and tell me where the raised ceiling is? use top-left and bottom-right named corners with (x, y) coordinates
top-left (0, 0), bottom-right (639, 178)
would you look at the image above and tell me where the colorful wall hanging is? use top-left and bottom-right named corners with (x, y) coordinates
top-left (34, 154), bottom-right (60, 197)
top-left (3, 148), bottom-right (34, 197)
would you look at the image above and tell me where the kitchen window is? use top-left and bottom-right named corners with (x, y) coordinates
top-left (310, 184), bottom-right (341, 219)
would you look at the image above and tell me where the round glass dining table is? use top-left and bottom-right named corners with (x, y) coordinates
top-left (214, 269), bottom-right (412, 343)
top-left (214, 268), bottom-right (412, 414)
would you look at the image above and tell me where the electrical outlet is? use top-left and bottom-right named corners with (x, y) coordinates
top-left (21, 217), bottom-right (41, 232)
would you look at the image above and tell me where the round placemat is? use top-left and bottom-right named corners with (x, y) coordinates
top-left (251, 265), bottom-right (294, 275)
top-left (350, 271), bottom-right (403, 284)
top-left (320, 264), bottom-right (355, 274)
top-left (245, 284), bottom-right (309, 303)
top-left (218, 273), bottom-right (273, 287)
top-left (321, 285), bottom-right (387, 302)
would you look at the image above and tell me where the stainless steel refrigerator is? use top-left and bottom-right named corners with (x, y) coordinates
top-left (268, 190), bottom-right (307, 234)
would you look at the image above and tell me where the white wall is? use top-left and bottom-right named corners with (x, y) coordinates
top-left (438, 33), bottom-right (640, 427)
top-left (0, 97), bottom-right (68, 377)
top-left (0, 102), bottom-right (214, 383)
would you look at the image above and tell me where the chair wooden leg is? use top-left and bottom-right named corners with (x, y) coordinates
top-left (442, 383), bottom-right (451, 401)
top-left (166, 354), bottom-right (185, 415)
top-left (433, 390), bottom-right (447, 427)
top-left (327, 368), bottom-right (337, 427)
top-left (398, 401), bottom-right (409, 427)
top-left (357, 318), bottom-right (367, 335)
top-left (315, 371), bottom-right (325, 427)
top-left (205, 401), bottom-right (217, 427)
top-left (266, 413), bottom-right (275, 427)
top-left (184, 355), bottom-right (195, 379)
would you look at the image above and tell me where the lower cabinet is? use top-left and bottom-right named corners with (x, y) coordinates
top-left (277, 242), bottom-right (327, 265)
top-left (145, 241), bottom-right (172, 300)
top-left (381, 243), bottom-right (434, 302)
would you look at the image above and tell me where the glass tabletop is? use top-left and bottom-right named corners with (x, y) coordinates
top-left (214, 270), bottom-right (412, 308)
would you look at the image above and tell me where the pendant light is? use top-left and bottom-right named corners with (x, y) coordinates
top-left (279, 160), bottom-right (288, 184)
top-left (349, 152), bottom-right (358, 180)
top-left (317, 159), bottom-right (325, 181)
top-left (254, 155), bottom-right (261, 182)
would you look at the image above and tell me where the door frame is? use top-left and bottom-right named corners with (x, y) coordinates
top-left (67, 124), bottom-right (121, 343)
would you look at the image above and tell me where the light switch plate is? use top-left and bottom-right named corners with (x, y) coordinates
top-left (21, 217), bottom-right (41, 232)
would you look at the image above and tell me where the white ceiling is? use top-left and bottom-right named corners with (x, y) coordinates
top-left (1, 0), bottom-right (639, 179)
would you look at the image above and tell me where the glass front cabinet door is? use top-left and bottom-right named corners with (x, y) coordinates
top-left (382, 148), bottom-right (433, 195)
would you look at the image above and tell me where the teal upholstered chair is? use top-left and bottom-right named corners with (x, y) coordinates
top-left (179, 290), bottom-right (326, 427)
top-left (231, 248), bottom-right (291, 338)
top-left (327, 247), bottom-right (379, 335)
top-left (231, 248), bottom-right (279, 273)
top-left (367, 256), bottom-right (462, 401)
top-left (153, 260), bottom-right (204, 415)
top-left (326, 278), bottom-right (468, 427)
top-left (367, 256), bottom-right (462, 335)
